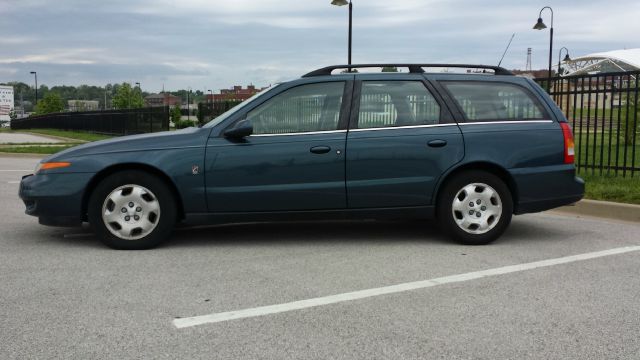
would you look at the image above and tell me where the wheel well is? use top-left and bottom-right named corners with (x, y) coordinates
top-left (81, 164), bottom-right (185, 222)
top-left (434, 162), bottom-right (518, 208)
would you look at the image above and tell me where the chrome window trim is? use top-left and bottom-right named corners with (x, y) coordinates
top-left (251, 130), bottom-right (347, 137)
top-left (250, 120), bottom-right (554, 136)
top-left (349, 123), bottom-right (455, 132)
top-left (457, 120), bottom-right (553, 126)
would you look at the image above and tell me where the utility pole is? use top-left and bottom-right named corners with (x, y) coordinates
top-left (30, 71), bottom-right (38, 105)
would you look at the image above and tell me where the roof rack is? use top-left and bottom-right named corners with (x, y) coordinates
top-left (302, 64), bottom-right (514, 77)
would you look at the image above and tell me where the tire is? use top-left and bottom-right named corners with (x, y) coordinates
top-left (437, 170), bottom-right (513, 245)
top-left (88, 171), bottom-right (177, 250)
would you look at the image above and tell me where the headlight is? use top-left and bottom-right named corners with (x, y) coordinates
top-left (35, 162), bottom-right (71, 173)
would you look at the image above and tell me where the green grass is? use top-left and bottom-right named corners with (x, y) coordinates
top-left (0, 145), bottom-right (77, 154)
top-left (0, 128), bottom-right (113, 142)
top-left (579, 172), bottom-right (640, 205)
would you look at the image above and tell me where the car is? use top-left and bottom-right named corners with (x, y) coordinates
top-left (19, 63), bottom-right (584, 249)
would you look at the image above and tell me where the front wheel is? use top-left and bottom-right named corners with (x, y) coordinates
top-left (88, 171), bottom-right (177, 250)
top-left (437, 170), bottom-right (513, 245)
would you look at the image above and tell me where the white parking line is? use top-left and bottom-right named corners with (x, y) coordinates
top-left (173, 245), bottom-right (640, 329)
top-left (0, 170), bottom-right (32, 172)
top-left (7, 181), bottom-right (20, 184)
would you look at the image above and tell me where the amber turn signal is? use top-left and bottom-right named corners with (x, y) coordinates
top-left (37, 162), bottom-right (72, 172)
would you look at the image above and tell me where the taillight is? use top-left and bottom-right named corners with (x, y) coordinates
top-left (560, 122), bottom-right (575, 164)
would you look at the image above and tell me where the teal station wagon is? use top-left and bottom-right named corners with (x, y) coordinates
top-left (19, 64), bottom-right (584, 249)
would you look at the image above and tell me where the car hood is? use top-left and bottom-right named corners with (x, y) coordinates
top-left (45, 127), bottom-right (209, 162)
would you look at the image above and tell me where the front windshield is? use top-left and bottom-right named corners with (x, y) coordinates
top-left (203, 84), bottom-right (281, 128)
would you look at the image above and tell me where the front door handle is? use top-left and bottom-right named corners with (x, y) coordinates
top-left (427, 139), bottom-right (447, 148)
top-left (310, 145), bottom-right (331, 154)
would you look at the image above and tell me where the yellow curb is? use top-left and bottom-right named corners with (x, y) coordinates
top-left (551, 199), bottom-right (640, 223)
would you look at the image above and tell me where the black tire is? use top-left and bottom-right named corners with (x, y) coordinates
top-left (437, 170), bottom-right (513, 245)
top-left (88, 171), bottom-right (177, 250)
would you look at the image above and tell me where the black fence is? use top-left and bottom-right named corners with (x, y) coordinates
top-left (197, 100), bottom-right (243, 124)
top-left (11, 107), bottom-right (170, 136)
top-left (535, 71), bottom-right (639, 177)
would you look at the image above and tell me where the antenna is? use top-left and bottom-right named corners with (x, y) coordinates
top-left (497, 33), bottom-right (516, 67)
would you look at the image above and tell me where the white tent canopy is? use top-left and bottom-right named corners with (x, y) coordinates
top-left (562, 48), bottom-right (640, 76)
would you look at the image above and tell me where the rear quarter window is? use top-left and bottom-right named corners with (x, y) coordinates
top-left (442, 81), bottom-right (548, 122)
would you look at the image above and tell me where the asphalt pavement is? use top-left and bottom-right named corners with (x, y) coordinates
top-left (1, 155), bottom-right (639, 359)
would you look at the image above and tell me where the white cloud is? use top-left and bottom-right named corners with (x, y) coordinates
top-left (1, 0), bottom-right (639, 90)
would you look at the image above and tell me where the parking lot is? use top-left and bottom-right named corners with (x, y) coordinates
top-left (1, 155), bottom-right (639, 359)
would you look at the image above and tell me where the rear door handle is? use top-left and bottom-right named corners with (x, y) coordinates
top-left (427, 139), bottom-right (447, 148)
top-left (310, 145), bottom-right (331, 154)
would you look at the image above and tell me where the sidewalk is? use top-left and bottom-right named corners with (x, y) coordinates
top-left (550, 199), bottom-right (640, 223)
top-left (0, 132), bottom-right (63, 144)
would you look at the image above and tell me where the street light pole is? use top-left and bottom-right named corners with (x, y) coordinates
top-left (348, 1), bottom-right (352, 65)
top-left (533, 6), bottom-right (554, 91)
top-left (557, 47), bottom-right (570, 76)
top-left (208, 89), bottom-right (213, 120)
top-left (331, 0), bottom-right (353, 65)
top-left (30, 71), bottom-right (38, 105)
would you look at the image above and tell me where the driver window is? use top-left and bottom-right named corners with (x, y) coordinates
top-left (246, 82), bottom-right (345, 135)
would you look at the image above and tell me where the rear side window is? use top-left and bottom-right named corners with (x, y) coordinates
top-left (442, 81), bottom-right (547, 122)
top-left (357, 81), bottom-right (441, 129)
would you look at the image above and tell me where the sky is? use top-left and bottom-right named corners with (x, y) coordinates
top-left (1, 0), bottom-right (638, 93)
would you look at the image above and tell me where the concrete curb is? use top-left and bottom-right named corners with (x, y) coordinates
top-left (551, 199), bottom-right (640, 223)
top-left (0, 153), bottom-right (47, 159)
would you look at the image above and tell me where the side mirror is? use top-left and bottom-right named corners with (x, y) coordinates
top-left (224, 120), bottom-right (253, 139)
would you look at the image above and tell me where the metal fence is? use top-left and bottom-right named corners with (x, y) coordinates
top-left (535, 71), bottom-right (639, 177)
top-left (198, 101), bottom-right (243, 124)
top-left (11, 107), bottom-right (170, 135)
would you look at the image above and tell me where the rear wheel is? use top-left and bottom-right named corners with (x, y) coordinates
top-left (437, 170), bottom-right (513, 245)
top-left (88, 171), bottom-right (176, 250)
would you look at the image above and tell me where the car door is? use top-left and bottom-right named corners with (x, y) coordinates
top-left (345, 75), bottom-right (464, 208)
top-left (205, 80), bottom-right (351, 212)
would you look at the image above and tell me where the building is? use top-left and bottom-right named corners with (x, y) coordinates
top-left (207, 85), bottom-right (265, 103)
top-left (563, 48), bottom-right (640, 76)
top-left (0, 85), bottom-right (14, 123)
top-left (144, 93), bottom-right (181, 107)
top-left (67, 100), bottom-right (99, 112)
top-left (511, 69), bottom-right (553, 79)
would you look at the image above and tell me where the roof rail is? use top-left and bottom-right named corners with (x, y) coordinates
top-left (302, 64), bottom-right (514, 77)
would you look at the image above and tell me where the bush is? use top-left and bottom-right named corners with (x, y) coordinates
top-left (174, 119), bottom-right (197, 129)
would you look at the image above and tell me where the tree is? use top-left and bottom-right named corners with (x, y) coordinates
top-left (170, 104), bottom-right (182, 125)
top-left (381, 66), bottom-right (399, 72)
top-left (112, 82), bottom-right (144, 109)
top-left (34, 92), bottom-right (65, 115)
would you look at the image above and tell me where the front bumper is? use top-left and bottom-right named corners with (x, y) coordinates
top-left (19, 172), bottom-right (95, 227)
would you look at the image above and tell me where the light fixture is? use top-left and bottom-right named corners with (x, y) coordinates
top-left (533, 17), bottom-right (547, 30)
